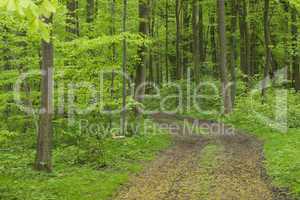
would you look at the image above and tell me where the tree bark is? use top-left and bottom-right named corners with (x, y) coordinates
top-left (192, 0), bottom-right (200, 82)
top-left (238, 0), bottom-right (250, 85)
top-left (135, 0), bottom-right (150, 102)
top-left (210, 12), bottom-right (218, 76)
top-left (291, 7), bottom-right (300, 91)
top-left (66, 0), bottom-right (79, 40)
top-left (165, 0), bottom-right (169, 82)
top-left (262, 0), bottom-right (271, 101)
top-left (87, 0), bottom-right (95, 23)
top-left (35, 16), bottom-right (54, 172)
top-left (230, 0), bottom-right (238, 106)
top-left (217, 0), bottom-right (232, 114)
top-left (111, 0), bottom-right (116, 62)
top-left (121, 0), bottom-right (128, 135)
top-left (199, 2), bottom-right (205, 63)
top-left (175, 0), bottom-right (183, 80)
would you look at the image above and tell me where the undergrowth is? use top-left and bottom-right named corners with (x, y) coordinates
top-left (0, 119), bottom-right (171, 200)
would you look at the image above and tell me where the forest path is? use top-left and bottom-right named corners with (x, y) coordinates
top-left (113, 113), bottom-right (289, 200)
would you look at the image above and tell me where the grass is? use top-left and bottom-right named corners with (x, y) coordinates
top-left (196, 144), bottom-right (221, 199)
top-left (0, 132), bottom-right (171, 200)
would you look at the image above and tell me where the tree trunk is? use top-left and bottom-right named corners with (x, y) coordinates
top-left (121, 0), bottom-right (128, 135)
top-left (35, 16), bottom-right (54, 172)
top-left (135, 0), bottom-right (150, 102)
top-left (291, 7), bottom-right (300, 92)
top-left (210, 12), bottom-right (218, 76)
top-left (238, 0), bottom-right (250, 85)
top-left (111, 0), bottom-right (116, 62)
top-left (192, 0), bottom-right (200, 82)
top-left (182, 0), bottom-right (189, 76)
top-left (217, 0), bottom-right (232, 114)
top-left (148, 0), bottom-right (155, 84)
top-left (279, 0), bottom-right (291, 81)
top-left (175, 0), bottom-right (182, 80)
top-left (199, 3), bottom-right (205, 63)
top-left (262, 0), bottom-right (271, 101)
top-left (87, 0), bottom-right (95, 23)
top-left (66, 0), bottom-right (79, 40)
top-left (249, 0), bottom-right (259, 75)
top-left (165, 0), bottom-right (169, 82)
top-left (230, 0), bottom-right (238, 106)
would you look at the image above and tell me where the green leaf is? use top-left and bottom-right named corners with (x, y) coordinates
top-left (6, 0), bottom-right (17, 12)
top-left (19, 0), bottom-right (31, 9)
top-left (28, 18), bottom-right (39, 33)
top-left (40, 21), bottom-right (50, 42)
top-left (0, 0), bottom-right (9, 8)
top-left (40, 0), bottom-right (56, 18)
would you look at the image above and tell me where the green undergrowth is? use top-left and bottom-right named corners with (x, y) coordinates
top-left (0, 120), bottom-right (171, 200)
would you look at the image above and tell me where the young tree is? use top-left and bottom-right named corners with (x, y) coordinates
top-left (35, 16), bottom-right (54, 172)
top-left (217, 0), bottom-right (232, 114)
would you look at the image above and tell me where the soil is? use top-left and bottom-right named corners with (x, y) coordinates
top-left (113, 113), bottom-right (293, 200)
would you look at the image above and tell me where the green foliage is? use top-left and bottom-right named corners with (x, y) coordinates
top-left (0, 0), bottom-right (57, 42)
top-left (0, 121), bottom-right (171, 200)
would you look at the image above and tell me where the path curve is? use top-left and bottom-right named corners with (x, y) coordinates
top-left (113, 113), bottom-right (291, 200)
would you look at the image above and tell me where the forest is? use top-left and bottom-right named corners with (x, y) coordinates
top-left (0, 0), bottom-right (300, 199)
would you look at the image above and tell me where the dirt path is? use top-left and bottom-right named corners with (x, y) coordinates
top-left (113, 113), bottom-right (290, 200)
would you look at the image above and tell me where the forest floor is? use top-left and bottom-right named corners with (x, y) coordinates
top-left (113, 113), bottom-right (292, 200)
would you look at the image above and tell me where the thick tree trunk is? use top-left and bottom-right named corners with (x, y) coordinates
top-left (35, 16), bottom-right (54, 172)
top-left (135, 0), bottom-right (150, 102)
top-left (217, 0), bottom-right (232, 114)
